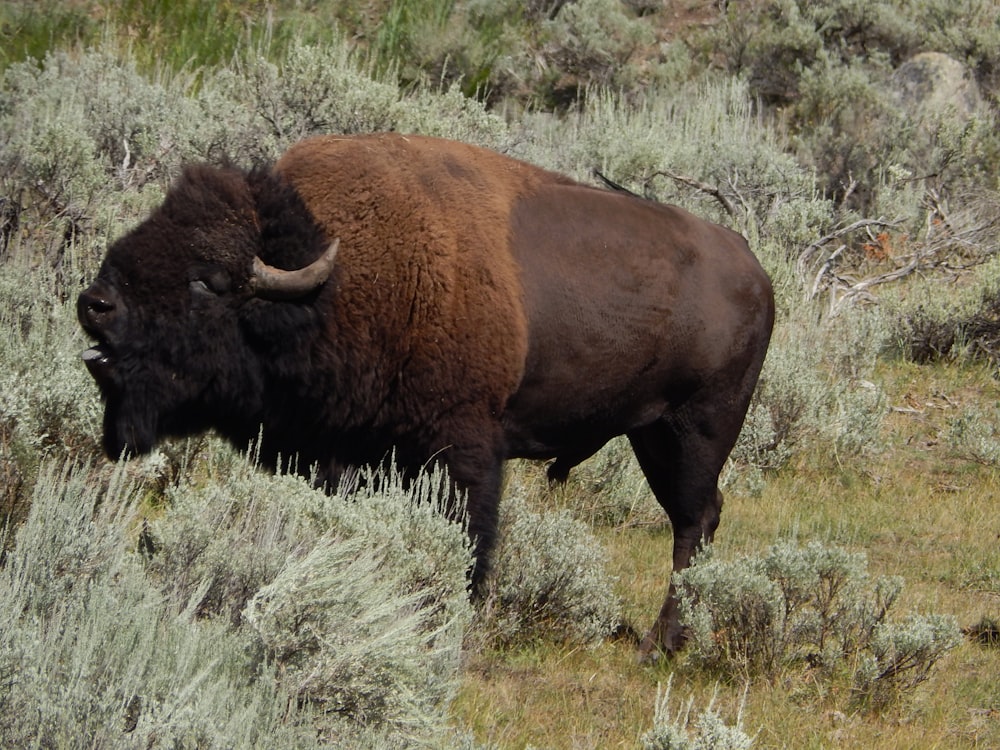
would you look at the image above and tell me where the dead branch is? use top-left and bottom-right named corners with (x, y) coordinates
top-left (797, 217), bottom-right (899, 280)
top-left (830, 259), bottom-right (924, 314)
top-left (807, 190), bottom-right (1000, 319)
top-left (651, 169), bottom-right (739, 220)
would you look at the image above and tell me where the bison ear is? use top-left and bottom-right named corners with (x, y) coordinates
top-left (249, 238), bottom-right (339, 300)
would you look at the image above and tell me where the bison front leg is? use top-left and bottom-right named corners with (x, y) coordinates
top-left (432, 429), bottom-right (507, 595)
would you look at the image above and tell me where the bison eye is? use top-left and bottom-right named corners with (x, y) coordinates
top-left (189, 279), bottom-right (215, 297)
top-left (189, 270), bottom-right (232, 297)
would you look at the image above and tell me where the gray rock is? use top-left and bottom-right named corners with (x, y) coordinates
top-left (892, 51), bottom-right (981, 121)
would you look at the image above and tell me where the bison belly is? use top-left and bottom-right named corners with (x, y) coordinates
top-left (500, 183), bottom-right (740, 465)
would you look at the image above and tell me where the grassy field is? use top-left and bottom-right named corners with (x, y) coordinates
top-left (455, 360), bottom-right (1000, 748)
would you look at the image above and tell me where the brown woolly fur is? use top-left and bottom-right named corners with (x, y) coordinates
top-left (273, 134), bottom-right (547, 449)
top-left (78, 133), bottom-right (774, 659)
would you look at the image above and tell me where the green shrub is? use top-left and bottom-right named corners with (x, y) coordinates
top-left (146, 454), bottom-right (473, 742)
top-left (374, 0), bottom-right (455, 62)
top-left (675, 540), bottom-right (961, 708)
top-left (540, 0), bottom-right (654, 100)
top-left (730, 314), bottom-right (887, 479)
top-left (794, 53), bottom-right (909, 211)
top-left (852, 614), bottom-right (964, 711)
top-left (0, 461), bottom-right (321, 748)
top-left (882, 253), bottom-right (1000, 365)
top-left (641, 677), bottom-right (754, 750)
top-left (477, 491), bottom-right (622, 646)
top-left (702, 0), bottom-right (1000, 217)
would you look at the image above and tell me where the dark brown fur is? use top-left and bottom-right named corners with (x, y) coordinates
top-left (79, 133), bottom-right (774, 660)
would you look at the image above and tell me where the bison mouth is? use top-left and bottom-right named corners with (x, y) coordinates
top-left (82, 342), bottom-right (117, 390)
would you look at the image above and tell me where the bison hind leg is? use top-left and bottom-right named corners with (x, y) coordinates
top-left (627, 414), bottom-right (734, 662)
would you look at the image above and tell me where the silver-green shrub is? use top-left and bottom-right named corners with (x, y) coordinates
top-left (211, 37), bottom-right (511, 159)
top-left (676, 541), bottom-right (901, 678)
top-left (516, 78), bottom-right (831, 243)
top-left (145, 453), bottom-right (473, 744)
top-left (0, 452), bottom-right (476, 748)
top-left (395, 82), bottom-right (512, 148)
top-left (553, 437), bottom-right (661, 528)
top-left (675, 540), bottom-right (961, 707)
top-left (145, 468), bottom-right (317, 625)
top-left (0, 461), bottom-right (322, 748)
top-left (852, 614), bottom-right (963, 711)
top-left (244, 536), bottom-right (457, 743)
top-left (0, 36), bottom-right (512, 258)
top-left (221, 38), bottom-right (400, 149)
top-left (479, 491), bottom-right (622, 646)
top-left (946, 403), bottom-right (1000, 466)
top-left (0, 259), bottom-right (102, 467)
top-left (730, 313), bottom-right (887, 479)
top-left (1, 49), bottom-right (207, 226)
top-left (641, 677), bottom-right (754, 750)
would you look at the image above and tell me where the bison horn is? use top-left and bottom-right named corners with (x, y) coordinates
top-left (250, 238), bottom-right (340, 300)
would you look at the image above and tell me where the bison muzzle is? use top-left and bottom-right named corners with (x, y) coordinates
top-left (78, 133), bottom-right (774, 661)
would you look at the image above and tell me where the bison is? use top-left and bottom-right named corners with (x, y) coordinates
top-left (78, 133), bottom-right (774, 660)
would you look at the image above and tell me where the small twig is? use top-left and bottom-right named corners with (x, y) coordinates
top-left (827, 257), bottom-right (925, 314)
top-left (811, 244), bottom-right (845, 300)
top-left (725, 171), bottom-right (754, 219)
top-left (839, 174), bottom-right (858, 208)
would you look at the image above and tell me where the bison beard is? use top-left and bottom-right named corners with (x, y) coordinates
top-left (78, 133), bottom-right (774, 662)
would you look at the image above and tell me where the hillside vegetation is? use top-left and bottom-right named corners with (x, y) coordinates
top-left (1, 1), bottom-right (999, 747)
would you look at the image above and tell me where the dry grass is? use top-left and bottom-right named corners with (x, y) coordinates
top-left (453, 359), bottom-right (1000, 748)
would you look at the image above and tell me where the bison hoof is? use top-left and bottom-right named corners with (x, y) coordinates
top-left (636, 627), bottom-right (689, 665)
top-left (636, 640), bottom-right (673, 665)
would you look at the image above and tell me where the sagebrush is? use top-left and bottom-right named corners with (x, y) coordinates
top-left (675, 540), bottom-right (962, 710)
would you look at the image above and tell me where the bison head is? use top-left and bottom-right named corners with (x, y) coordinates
top-left (78, 164), bottom-right (338, 458)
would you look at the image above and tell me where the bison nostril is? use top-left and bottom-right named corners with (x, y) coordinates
top-left (88, 297), bottom-right (115, 314)
top-left (78, 287), bottom-right (121, 331)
